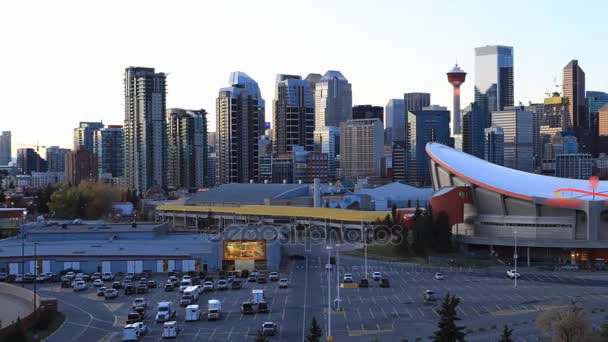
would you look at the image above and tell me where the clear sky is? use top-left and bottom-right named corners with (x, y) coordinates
top-left (1, 0), bottom-right (607, 156)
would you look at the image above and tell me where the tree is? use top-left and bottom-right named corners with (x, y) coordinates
top-left (536, 302), bottom-right (592, 342)
top-left (433, 293), bottom-right (465, 342)
top-left (0, 190), bottom-right (5, 203)
top-left (48, 182), bottom-right (124, 219)
top-left (436, 211), bottom-right (452, 253)
top-left (499, 324), bottom-right (513, 342)
top-left (305, 316), bottom-right (323, 342)
top-left (254, 329), bottom-right (269, 342)
top-left (599, 322), bottom-right (608, 340)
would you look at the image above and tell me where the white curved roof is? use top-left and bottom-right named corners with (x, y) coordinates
top-left (426, 143), bottom-right (606, 200)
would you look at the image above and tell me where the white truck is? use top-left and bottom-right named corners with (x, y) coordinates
top-left (185, 304), bottom-right (201, 321)
top-left (162, 321), bottom-right (178, 338)
top-left (122, 322), bottom-right (147, 341)
top-left (207, 299), bottom-right (222, 320)
top-left (252, 289), bottom-right (265, 304)
top-left (156, 301), bottom-right (176, 322)
top-left (179, 279), bottom-right (192, 292)
top-left (184, 286), bottom-right (200, 301)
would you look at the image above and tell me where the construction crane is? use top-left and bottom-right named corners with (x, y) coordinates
top-left (17, 142), bottom-right (47, 153)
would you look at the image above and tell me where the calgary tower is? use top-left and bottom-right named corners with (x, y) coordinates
top-left (447, 64), bottom-right (467, 136)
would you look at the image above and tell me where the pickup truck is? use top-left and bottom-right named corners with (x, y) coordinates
top-left (507, 270), bottom-right (521, 279)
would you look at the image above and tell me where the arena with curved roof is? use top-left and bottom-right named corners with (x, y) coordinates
top-left (426, 143), bottom-right (608, 265)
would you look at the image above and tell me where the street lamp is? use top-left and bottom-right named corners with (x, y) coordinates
top-left (33, 242), bottom-right (39, 318)
top-left (363, 226), bottom-right (369, 279)
top-left (325, 245), bottom-right (333, 340)
top-left (334, 243), bottom-right (341, 311)
top-left (513, 231), bottom-right (518, 288)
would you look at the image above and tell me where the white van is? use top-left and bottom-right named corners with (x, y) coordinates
top-left (123, 322), bottom-right (146, 341)
top-left (184, 286), bottom-right (200, 300)
top-left (207, 299), bottom-right (222, 320)
top-left (162, 321), bottom-right (178, 338)
top-left (179, 279), bottom-right (192, 292)
top-left (185, 305), bottom-right (201, 321)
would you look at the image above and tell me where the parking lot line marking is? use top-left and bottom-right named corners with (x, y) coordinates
top-left (381, 307), bottom-right (388, 319)
top-left (356, 307), bottom-right (362, 320)
top-left (457, 306), bottom-right (467, 317)
top-left (193, 328), bottom-right (201, 340)
top-left (470, 306), bottom-right (481, 316)
top-left (244, 326), bottom-right (250, 339)
top-left (369, 307), bottom-right (375, 319)
top-left (371, 296), bottom-right (377, 305)
top-left (417, 308), bottom-right (425, 317)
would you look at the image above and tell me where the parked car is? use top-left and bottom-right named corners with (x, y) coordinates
top-left (61, 280), bottom-right (72, 288)
top-left (124, 285), bottom-right (136, 295)
top-left (35, 274), bottom-right (47, 282)
top-left (359, 279), bottom-right (369, 288)
top-left (202, 281), bottom-right (214, 291)
top-left (105, 289), bottom-right (119, 299)
top-left (97, 286), bottom-right (107, 296)
top-left (24, 273), bottom-right (35, 283)
top-left (424, 290), bottom-right (436, 302)
top-left (93, 279), bottom-right (104, 287)
top-left (136, 285), bottom-right (148, 294)
top-left (257, 301), bottom-right (269, 313)
top-left (372, 272), bottom-right (382, 281)
top-left (132, 297), bottom-right (148, 309)
top-left (231, 280), bottom-right (242, 290)
top-left (507, 270), bottom-right (521, 279)
top-left (257, 275), bottom-right (267, 284)
top-left (126, 312), bottom-right (144, 324)
top-left (261, 322), bottom-right (277, 336)
top-left (217, 280), bottom-right (228, 290)
top-left (435, 273), bottom-right (445, 280)
top-left (343, 274), bottom-right (353, 283)
top-left (379, 278), bottom-right (390, 288)
top-left (81, 274), bottom-right (91, 282)
top-left (180, 294), bottom-right (194, 307)
top-left (14, 274), bottom-right (24, 283)
top-left (241, 302), bottom-right (254, 314)
top-left (46, 273), bottom-right (61, 282)
top-left (112, 281), bottom-right (122, 289)
top-left (73, 280), bottom-right (87, 291)
top-left (279, 278), bottom-right (289, 288)
top-left (147, 280), bottom-right (157, 288)
top-left (561, 264), bottom-right (579, 271)
top-left (269, 272), bottom-right (279, 281)
top-left (164, 283), bottom-right (175, 292)
top-left (167, 276), bottom-right (179, 286)
top-left (247, 275), bottom-right (257, 282)
top-left (227, 275), bottom-right (236, 283)
top-left (102, 272), bottom-right (114, 281)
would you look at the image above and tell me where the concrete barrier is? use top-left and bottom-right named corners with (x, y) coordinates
top-left (0, 283), bottom-right (39, 330)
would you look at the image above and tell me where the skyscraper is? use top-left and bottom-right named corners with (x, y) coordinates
top-left (340, 119), bottom-right (384, 180)
top-left (73, 122), bottom-right (104, 153)
top-left (446, 64), bottom-right (467, 135)
top-left (94, 125), bottom-right (124, 178)
top-left (484, 127), bottom-right (504, 166)
top-left (314, 126), bottom-right (340, 180)
top-left (563, 60), bottom-right (586, 128)
top-left (404, 93), bottom-right (431, 112)
top-left (491, 107), bottom-right (533, 172)
top-left (462, 102), bottom-right (486, 158)
top-left (314, 71), bottom-right (352, 130)
top-left (474, 45), bottom-right (514, 126)
top-left (65, 146), bottom-right (98, 185)
top-left (0, 131), bottom-right (11, 165)
top-left (599, 104), bottom-right (608, 137)
top-left (405, 106), bottom-right (451, 186)
top-left (45, 146), bottom-right (70, 173)
top-left (16, 148), bottom-right (47, 175)
top-left (385, 99), bottom-right (405, 144)
top-left (166, 108), bottom-right (208, 189)
top-left (273, 74), bottom-right (314, 154)
top-left (124, 67), bottom-right (167, 193)
top-left (216, 72), bottom-right (265, 184)
top-left (352, 105), bottom-right (383, 123)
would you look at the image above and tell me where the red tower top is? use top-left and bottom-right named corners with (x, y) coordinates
top-left (447, 64), bottom-right (467, 87)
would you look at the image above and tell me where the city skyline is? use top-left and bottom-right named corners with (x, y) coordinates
top-left (2, 1), bottom-right (608, 155)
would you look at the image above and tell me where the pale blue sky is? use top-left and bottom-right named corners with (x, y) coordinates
top-left (1, 0), bottom-right (607, 156)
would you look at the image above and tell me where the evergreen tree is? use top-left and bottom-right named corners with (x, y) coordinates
top-left (305, 316), bottom-right (323, 342)
top-left (0, 190), bottom-right (5, 203)
top-left (436, 211), bottom-right (452, 253)
top-left (499, 324), bottom-right (513, 342)
top-left (433, 293), bottom-right (466, 342)
top-left (407, 199), bottom-right (412, 208)
top-left (254, 329), bottom-right (269, 342)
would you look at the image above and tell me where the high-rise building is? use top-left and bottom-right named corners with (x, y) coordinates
top-left (491, 107), bottom-right (533, 172)
top-left (314, 71), bottom-right (352, 130)
top-left (273, 74), bottom-right (314, 154)
top-left (404, 93), bottom-right (431, 112)
top-left (446, 64), bottom-right (467, 135)
top-left (587, 91), bottom-right (608, 123)
top-left (94, 125), bottom-right (123, 178)
top-left (563, 60), bottom-right (586, 128)
top-left (124, 67), bottom-right (167, 193)
top-left (0, 131), bottom-right (11, 165)
top-left (45, 146), bottom-right (70, 173)
top-left (16, 148), bottom-right (47, 175)
top-left (313, 126), bottom-right (340, 180)
top-left (216, 71), bottom-right (265, 184)
top-left (73, 122), bottom-right (104, 153)
top-left (484, 127), bottom-right (504, 166)
top-left (385, 99), bottom-right (405, 144)
top-left (556, 153), bottom-right (592, 179)
top-left (474, 45), bottom-right (514, 126)
top-left (271, 155), bottom-right (294, 184)
top-left (293, 146), bottom-right (329, 183)
top-left (166, 109), bottom-right (208, 189)
top-left (352, 105), bottom-right (383, 123)
top-left (391, 142), bottom-right (405, 182)
top-left (305, 73), bottom-right (322, 97)
top-left (65, 146), bottom-right (98, 185)
top-left (340, 119), bottom-right (384, 180)
top-left (405, 106), bottom-right (451, 186)
top-left (524, 102), bottom-right (544, 169)
top-left (599, 104), bottom-right (608, 137)
top-left (206, 132), bottom-right (217, 187)
top-left (462, 102), bottom-right (486, 158)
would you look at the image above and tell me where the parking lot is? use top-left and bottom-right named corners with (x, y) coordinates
top-left (25, 244), bottom-right (608, 341)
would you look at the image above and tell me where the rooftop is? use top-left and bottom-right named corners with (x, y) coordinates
top-left (186, 183), bottom-right (310, 205)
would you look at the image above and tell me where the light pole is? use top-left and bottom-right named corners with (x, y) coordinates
top-left (33, 242), bottom-right (39, 318)
top-left (335, 243), bottom-right (341, 311)
top-left (326, 245), bottom-right (332, 340)
top-left (513, 231), bottom-right (518, 288)
top-left (364, 227), bottom-right (369, 279)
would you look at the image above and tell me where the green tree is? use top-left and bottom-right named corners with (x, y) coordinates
top-left (499, 324), bottom-right (513, 342)
top-left (254, 329), bottom-right (269, 342)
top-left (436, 211), bottom-right (452, 253)
top-left (48, 182), bottom-right (123, 219)
top-left (0, 190), bottom-right (5, 203)
top-left (433, 293), bottom-right (466, 342)
top-left (305, 316), bottom-right (323, 342)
